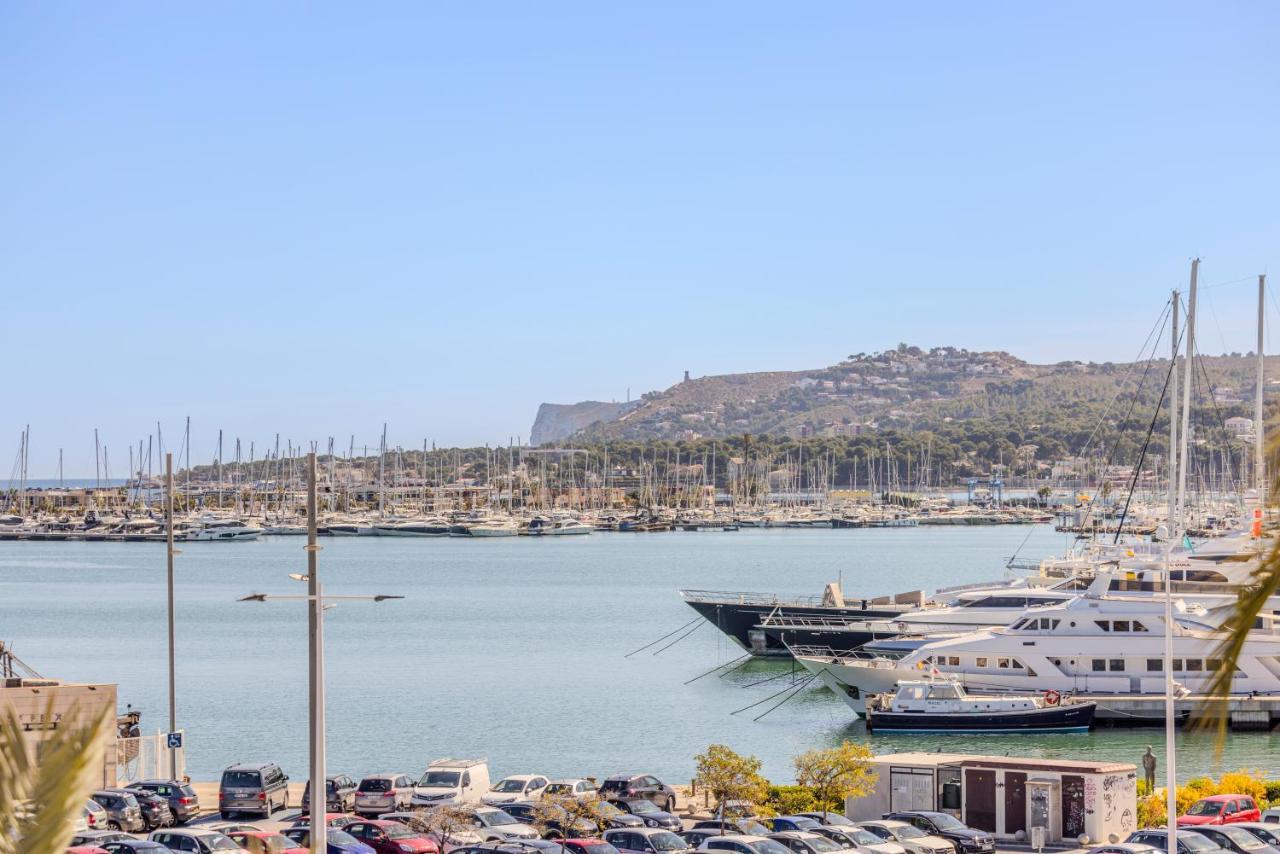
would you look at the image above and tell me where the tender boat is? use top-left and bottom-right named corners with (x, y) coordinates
top-left (865, 678), bottom-right (1096, 734)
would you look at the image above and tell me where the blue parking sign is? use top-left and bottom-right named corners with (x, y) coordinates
top-left (166, 732), bottom-right (183, 749)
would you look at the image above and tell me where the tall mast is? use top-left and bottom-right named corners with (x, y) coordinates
top-left (1167, 290), bottom-right (1179, 531)
top-left (1257, 274), bottom-right (1267, 496)
top-left (1166, 257), bottom-right (1199, 842)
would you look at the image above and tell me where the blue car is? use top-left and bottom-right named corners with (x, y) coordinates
top-left (767, 817), bottom-right (824, 833)
top-left (283, 827), bottom-right (376, 854)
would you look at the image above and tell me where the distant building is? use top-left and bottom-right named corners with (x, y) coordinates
top-left (1225, 416), bottom-right (1254, 436)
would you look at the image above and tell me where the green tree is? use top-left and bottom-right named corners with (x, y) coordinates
top-left (694, 744), bottom-right (769, 820)
top-left (792, 741), bottom-right (878, 818)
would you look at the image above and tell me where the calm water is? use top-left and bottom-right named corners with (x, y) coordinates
top-left (2, 526), bottom-right (1276, 784)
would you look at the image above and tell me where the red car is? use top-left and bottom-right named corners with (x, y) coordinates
top-left (1178, 795), bottom-right (1262, 826)
top-left (564, 839), bottom-right (622, 854)
top-left (227, 829), bottom-right (308, 853)
top-left (343, 820), bottom-right (440, 853)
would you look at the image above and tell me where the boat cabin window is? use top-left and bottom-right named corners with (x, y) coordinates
top-left (927, 685), bottom-right (961, 699)
top-left (1095, 619), bottom-right (1150, 633)
top-left (1018, 617), bottom-right (1060, 631)
top-left (976, 657), bottom-right (988, 668)
top-left (965, 595), bottom-right (1061, 609)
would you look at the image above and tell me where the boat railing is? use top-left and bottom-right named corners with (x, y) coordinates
top-left (759, 613), bottom-right (859, 628)
top-left (679, 589), bottom-right (827, 607)
top-left (787, 644), bottom-right (902, 665)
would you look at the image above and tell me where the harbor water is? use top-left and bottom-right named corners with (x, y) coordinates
top-left (3, 525), bottom-right (1277, 783)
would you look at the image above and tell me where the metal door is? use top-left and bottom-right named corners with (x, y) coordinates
top-left (1004, 772), bottom-right (1027, 836)
top-left (964, 769), bottom-right (997, 832)
top-left (1062, 775), bottom-right (1086, 839)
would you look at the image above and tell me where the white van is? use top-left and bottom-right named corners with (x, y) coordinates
top-left (411, 758), bottom-right (491, 807)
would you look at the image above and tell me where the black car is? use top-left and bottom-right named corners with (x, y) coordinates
top-left (1184, 827), bottom-right (1280, 854)
top-left (131, 779), bottom-right (201, 825)
top-left (611, 798), bottom-right (682, 831)
top-left (883, 812), bottom-right (994, 854)
top-left (767, 818), bottom-right (824, 833)
top-left (593, 801), bottom-right (645, 830)
top-left (1234, 825), bottom-right (1280, 848)
top-left (1128, 831), bottom-right (1230, 854)
top-left (120, 786), bottom-right (174, 830)
top-left (599, 776), bottom-right (678, 813)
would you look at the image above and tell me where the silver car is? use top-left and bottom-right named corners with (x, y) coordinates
top-left (356, 774), bottom-right (416, 816)
top-left (90, 789), bottom-right (146, 833)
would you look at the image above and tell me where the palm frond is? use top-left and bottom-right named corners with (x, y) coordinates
top-left (0, 701), bottom-right (112, 854)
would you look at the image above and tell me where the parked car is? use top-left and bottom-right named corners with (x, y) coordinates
top-left (764, 819), bottom-right (821, 834)
top-left (131, 780), bottom-right (201, 825)
top-left (412, 760), bottom-right (492, 808)
top-left (84, 800), bottom-right (109, 831)
top-left (208, 822), bottom-right (266, 835)
top-left (466, 807), bottom-right (542, 841)
top-left (225, 830), bottom-right (307, 854)
top-left (543, 781), bottom-right (600, 803)
top-left (501, 801), bottom-right (595, 840)
top-left (681, 832), bottom-right (727, 849)
top-left (290, 813), bottom-right (361, 830)
top-left (305, 775), bottom-right (360, 814)
top-left (563, 841), bottom-right (622, 854)
top-left (810, 825), bottom-right (904, 854)
top-left (149, 827), bottom-right (243, 852)
top-left (598, 778), bottom-right (677, 814)
top-left (1184, 827), bottom-right (1278, 854)
top-left (696, 835), bottom-right (794, 854)
top-left (796, 814), bottom-right (856, 828)
top-left (218, 763), bottom-right (290, 819)
top-left (1234, 824), bottom-right (1280, 847)
top-left (344, 820), bottom-right (441, 853)
top-left (1263, 811), bottom-right (1280, 826)
top-left (485, 777), bottom-right (552, 806)
top-left (1128, 829), bottom-right (1233, 854)
top-left (882, 812), bottom-right (995, 854)
top-left (610, 799), bottom-right (681, 831)
top-left (90, 790), bottom-right (147, 833)
top-left (1180, 798), bottom-right (1264, 827)
top-left (356, 774), bottom-right (417, 816)
top-left (281, 827), bottom-right (376, 854)
top-left (72, 831), bottom-right (134, 848)
top-left (768, 831), bottom-right (848, 854)
top-left (591, 802), bottom-right (644, 830)
top-left (857, 821), bottom-right (955, 854)
top-left (602, 828), bottom-right (692, 854)
top-left (68, 847), bottom-right (110, 854)
top-left (120, 787), bottom-right (175, 830)
top-left (692, 820), bottom-right (771, 837)
top-left (1090, 846), bottom-right (1162, 854)
top-left (100, 842), bottom-right (177, 854)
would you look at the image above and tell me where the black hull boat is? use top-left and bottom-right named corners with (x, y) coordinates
top-left (680, 587), bottom-right (908, 656)
top-left (865, 680), bottom-right (1096, 734)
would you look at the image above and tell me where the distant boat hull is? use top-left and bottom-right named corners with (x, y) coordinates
top-left (866, 701), bottom-right (1096, 734)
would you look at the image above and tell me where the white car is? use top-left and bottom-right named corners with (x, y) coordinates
top-left (484, 775), bottom-right (551, 805)
top-left (858, 821), bottom-right (955, 854)
top-left (698, 833), bottom-right (795, 854)
top-left (822, 826), bottom-right (907, 854)
top-left (542, 778), bottom-right (599, 801)
top-left (468, 806), bottom-right (540, 841)
top-left (84, 799), bottom-right (108, 831)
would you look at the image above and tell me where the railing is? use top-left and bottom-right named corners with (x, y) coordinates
top-left (115, 730), bottom-right (185, 784)
top-left (679, 589), bottom-right (827, 607)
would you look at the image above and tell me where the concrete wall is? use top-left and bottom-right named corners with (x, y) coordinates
top-left (0, 682), bottom-right (118, 787)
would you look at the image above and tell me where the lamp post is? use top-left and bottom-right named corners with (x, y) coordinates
top-left (165, 452), bottom-right (182, 780)
top-left (241, 451), bottom-right (403, 854)
top-left (238, 584), bottom-right (403, 854)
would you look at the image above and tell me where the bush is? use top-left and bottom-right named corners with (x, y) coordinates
top-left (1266, 781), bottom-right (1280, 804)
top-left (1137, 771), bottom-right (1277, 828)
top-left (765, 786), bottom-right (816, 816)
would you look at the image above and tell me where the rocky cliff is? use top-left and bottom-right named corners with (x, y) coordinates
top-left (529, 400), bottom-right (638, 445)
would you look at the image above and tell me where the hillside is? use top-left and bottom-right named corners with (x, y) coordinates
top-left (529, 400), bottom-right (639, 445)
top-left (537, 345), bottom-right (1277, 452)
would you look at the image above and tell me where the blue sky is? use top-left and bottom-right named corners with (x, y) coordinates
top-left (3, 2), bottom-right (1278, 475)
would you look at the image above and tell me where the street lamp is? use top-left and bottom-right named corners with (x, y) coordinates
top-left (239, 579), bottom-right (403, 854)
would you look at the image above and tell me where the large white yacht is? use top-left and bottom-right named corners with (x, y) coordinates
top-left (184, 517), bottom-right (263, 541)
top-left (795, 593), bottom-right (1280, 715)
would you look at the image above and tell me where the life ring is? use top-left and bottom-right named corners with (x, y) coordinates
top-left (1044, 689), bottom-right (1061, 706)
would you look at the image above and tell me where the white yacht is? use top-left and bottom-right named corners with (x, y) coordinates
top-left (185, 517), bottom-right (263, 542)
top-left (796, 594), bottom-right (1280, 715)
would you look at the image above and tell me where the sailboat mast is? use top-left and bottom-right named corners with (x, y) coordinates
top-left (1168, 290), bottom-right (1179, 530)
top-left (1257, 274), bottom-right (1266, 496)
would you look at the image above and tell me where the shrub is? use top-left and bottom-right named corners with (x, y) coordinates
top-left (1266, 781), bottom-right (1280, 804)
top-left (1136, 771), bottom-right (1277, 827)
top-left (765, 786), bottom-right (817, 816)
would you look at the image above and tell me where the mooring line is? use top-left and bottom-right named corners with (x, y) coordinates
top-left (652, 620), bottom-right (704, 655)
top-left (753, 674), bottom-right (817, 722)
top-left (623, 615), bottom-right (702, 658)
top-left (683, 652), bottom-right (753, 685)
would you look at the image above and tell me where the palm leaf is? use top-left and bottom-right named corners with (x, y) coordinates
top-left (1194, 434), bottom-right (1280, 744)
top-left (0, 701), bottom-right (112, 854)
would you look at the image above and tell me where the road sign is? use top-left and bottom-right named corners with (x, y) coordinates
top-left (166, 732), bottom-right (183, 750)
